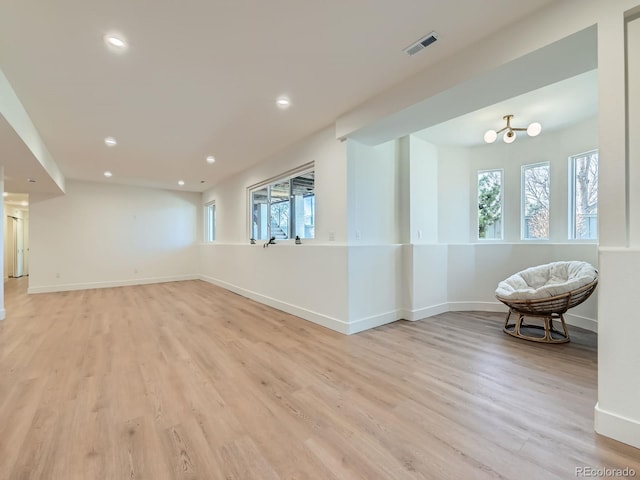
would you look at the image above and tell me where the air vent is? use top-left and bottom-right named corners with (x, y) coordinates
top-left (404, 31), bottom-right (439, 56)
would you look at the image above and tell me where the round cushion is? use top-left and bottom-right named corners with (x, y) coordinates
top-left (495, 261), bottom-right (598, 301)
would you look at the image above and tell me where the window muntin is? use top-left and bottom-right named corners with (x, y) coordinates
top-left (522, 163), bottom-right (550, 240)
top-left (569, 150), bottom-right (598, 240)
top-left (250, 168), bottom-right (315, 241)
top-left (205, 202), bottom-right (216, 242)
top-left (478, 169), bottom-right (503, 240)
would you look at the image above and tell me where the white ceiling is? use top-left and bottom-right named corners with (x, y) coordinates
top-left (415, 69), bottom-right (598, 147)
top-left (0, 0), bottom-right (558, 193)
top-left (0, 113), bottom-right (66, 196)
top-left (4, 193), bottom-right (29, 209)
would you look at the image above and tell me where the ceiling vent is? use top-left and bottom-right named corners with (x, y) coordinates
top-left (404, 31), bottom-right (439, 56)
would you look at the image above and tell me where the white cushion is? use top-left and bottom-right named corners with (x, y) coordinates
top-left (495, 261), bottom-right (598, 301)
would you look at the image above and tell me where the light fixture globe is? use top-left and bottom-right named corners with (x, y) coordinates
top-left (484, 130), bottom-right (498, 143)
top-left (503, 130), bottom-right (516, 144)
top-left (527, 122), bottom-right (542, 137)
top-left (484, 114), bottom-right (541, 144)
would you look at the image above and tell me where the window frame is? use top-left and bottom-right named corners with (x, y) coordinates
top-left (477, 168), bottom-right (504, 241)
top-left (247, 162), bottom-right (315, 242)
top-left (521, 161), bottom-right (551, 241)
top-left (204, 201), bottom-right (216, 242)
top-left (568, 149), bottom-right (599, 241)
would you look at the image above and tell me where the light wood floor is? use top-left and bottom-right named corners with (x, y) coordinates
top-left (1, 278), bottom-right (638, 479)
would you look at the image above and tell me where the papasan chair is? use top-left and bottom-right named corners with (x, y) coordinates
top-left (495, 261), bottom-right (598, 343)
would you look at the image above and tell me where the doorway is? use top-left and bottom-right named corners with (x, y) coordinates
top-left (4, 193), bottom-right (29, 281)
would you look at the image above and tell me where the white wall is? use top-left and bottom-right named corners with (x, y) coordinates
top-left (346, 139), bottom-right (400, 244)
top-left (200, 243), bottom-right (350, 332)
top-left (407, 244), bottom-right (449, 318)
top-left (403, 120), bottom-right (600, 329)
top-left (0, 69), bottom-right (65, 193)
top-left (199, 127), bottom-right (352, 332)
top-left (594, 12), bottom-right (640, 450)
top-left (408, 137), bottom-right (439, 244)
top-left (470, 116), bottom-right (598, 243)
top-left (14, 0), bottom-right (639, 449)
top-left (447, 243), bottom-right (598, 329)
top-left (629, 15), bottom-right (640, 247)
top-left (28, 180), bottom-right (200, 293)
top-left (437, 146), bottom-right (470, 243)
top-left (203, 127), bottom-right (347, 244)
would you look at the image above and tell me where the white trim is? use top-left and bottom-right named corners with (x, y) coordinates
top-left (447, 301), bottom-right (508, 313)
top-left (27, 274), bottom-right (199, 294)
top-left (521, 161), bottom-right (551, 240)
top-left (402, 303), bottom-right (449, 321)
top-left (246, 162), bottom-right (315, 241)
top-left (20, 274), bottom-right (599, 334)
top-left (246, 161), bottom-right (315, 192)
top-left (568, 149), bottom-right (599, 241)
top-left (0, 308), bottom-right (5, 320)
top-left (204, 201), bottom-right (216, 242)
top-left (347, 310), bottom-right (401, 334)
top-left (198, 274), bottom-right (350, 334)
top-left (447, 301), bottom-right (597, 332)
top-left (477, 168), bottom-right (504, 241)
top-left (595, 403), bottom-right (640, 449)
top-left (564, 312), bottom-right (597, 332)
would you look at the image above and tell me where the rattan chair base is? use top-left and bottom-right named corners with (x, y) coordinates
top-left (496, 277), bottom-right (598, 345)
top-left (503, 310), bottom-right (570, 344)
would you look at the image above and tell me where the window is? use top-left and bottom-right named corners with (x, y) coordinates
top-left (205, 202), bottom-right (216, 241)
top-left (522, 162), bottom-right (550, 240)
top-left (250, 167), bottom-right (315, 240)
top-left (569, 150), bottom-right (598, 240)
top-left (478, 169), bottom-right (503, 240)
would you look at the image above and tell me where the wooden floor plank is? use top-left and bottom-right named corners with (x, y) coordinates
top-left (0, 278), bottom-right (638, 479)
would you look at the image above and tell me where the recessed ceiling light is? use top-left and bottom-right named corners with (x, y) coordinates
top-left (104, 34), bottom-right (127, 50)
top-left (2, 192), bottom-right (8, 197)
top-left (276, 96), bottom-right (291, 109)
top-left (206, 155), bottom-right (216, 164)
top-left (21, 201), bottom-right (28, 207)
top-left (178, 180), bottom-right (185, 186)
top-left (104, 137), bottom-right (117, 147)
top-left (104, 171), bottom-right (113, 178)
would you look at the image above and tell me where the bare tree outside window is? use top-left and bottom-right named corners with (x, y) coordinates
top-left (478, 170), bottom-right (503, 239)
top-left (522, 163), bottom-right (550, 239)
top-left (570, 150), bottom-right (598, 240)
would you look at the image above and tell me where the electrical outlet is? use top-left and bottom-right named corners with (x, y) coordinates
top-left (55, 272), bottom-right (60, 279)
top-left (328, 232), bottom-right (335, 241)
top-left (418, 229), bottom-right (423, 239)
top-left (355, 230), bottom-right (361, 240)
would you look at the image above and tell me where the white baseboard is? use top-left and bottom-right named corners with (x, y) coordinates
top-left (347, 310), bottom-right (401, 334)
top-left (196, 278), bottom-right (598, 336)
top-left (27, 274), bottom-right (199, 294)
top-left (199, 275), bottom-right (351, 334)
top-left (565, 313), bottom-right (597, 332)
top-left (445, 301), bottom-right (597, 333)
top-left (595, 403), bottom-right (640, 449)
top-left (402, 303), bottom-right (449, 321)
top-left (447, 301), bottom-right (508, 313)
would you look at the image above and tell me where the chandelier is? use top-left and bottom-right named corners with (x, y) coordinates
top-left (484, 114), bottom-right (542, 144)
